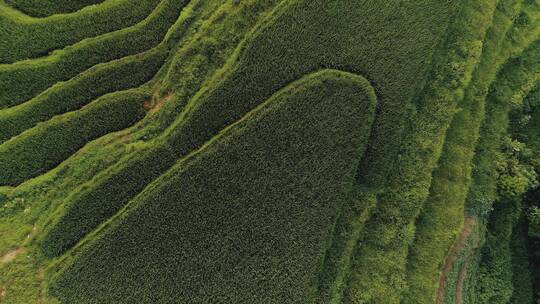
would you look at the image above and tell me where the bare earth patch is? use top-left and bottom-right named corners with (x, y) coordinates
top-left (144, 91), bottom-right (174, 114)
top-left (1, 248), bottom-right (23, 264)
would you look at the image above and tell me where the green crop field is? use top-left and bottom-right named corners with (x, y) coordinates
top-left (0, 1), bottom-right (539, 303)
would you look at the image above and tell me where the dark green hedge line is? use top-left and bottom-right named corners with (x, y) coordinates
top-left (49, 69), bottom-right (376, 304)
top-left (471, 199), bottom-right (520, 304)
top-left (466, 39), bottom-right (540, 216)
top-left (4, 0), bottom-right (105, 18)
top-left (403, 1), bottom-right (523, 302)
top-left (0, 0), bottom-right (160, 64)
top-left (0, 48), bottom-right (167, 144)
top-left (0, 91), bottom-right (148, 186)
top-left (509, 219), bottom-right (535, 304)
top-left (39, 0), bottom-right (281, 257)
top-left (0, 0), bottom-right (189, 108)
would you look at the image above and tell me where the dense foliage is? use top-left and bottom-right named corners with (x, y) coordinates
top-left (0, 0), bottom-right (538, 303)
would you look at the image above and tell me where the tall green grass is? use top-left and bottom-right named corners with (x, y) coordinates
top-left (0, 48), bottom-right (167, 144)
top-left (48, 69), bottom-right (377, 303)
top-left (40, 0), bottom-right (457, 259)
top-left (0, 90), bottom-right (148, 186)
top-left (4, 0), bottom-right (105, 17)
top-left (0, 0), bottom-right (189, 107)
top-left (39, 0), bottom-right (282, 258)
top-left (0, 0), bottom-right (160, 63)
top-left (342, 0), bottom-right (498, 302)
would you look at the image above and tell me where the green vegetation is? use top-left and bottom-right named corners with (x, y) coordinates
top-left (0, 0), bottom-right (189, 107)
top-left (0, 0), bottom-right (160, 63)
top-left (1, 0), bottom-right (539, 303)
top-left (4, 0), bottom-right (105, 17)
top-left (0, 48), bottom-right (167, 144)
top-left (39, 0), bottom-right (282, 258)
top-left (40, 0), bottom-right (457, 260)
top-left (48, 69), bottom-right (377, 303)
top-left (0, 90), bottom-right (148, 186)
top-left (403, 1), bottom-right (525, 302)
top-left (509, 219), bottom-right (535, 304)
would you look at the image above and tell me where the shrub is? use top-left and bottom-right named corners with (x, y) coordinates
top-left (403, 1), bottom-right (525, 302)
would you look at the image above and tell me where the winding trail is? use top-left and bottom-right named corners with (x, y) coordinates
top-left (436, 216), bottom-right (476, 304)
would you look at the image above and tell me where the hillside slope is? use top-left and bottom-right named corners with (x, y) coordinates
top-left (0, 0), bottom-right (539, 303)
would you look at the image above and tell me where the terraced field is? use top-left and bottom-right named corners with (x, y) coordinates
top-left (0, 1), bottom-right (539, 303)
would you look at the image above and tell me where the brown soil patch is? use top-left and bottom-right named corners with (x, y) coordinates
top-left (144, 91), bottom-right (174, 114)
top-left (0, 248), bottom-right (23, 264)
top-left (436, 216), bottom-right (476, 304)
top-left (143, 99), bottom-right (153, 111)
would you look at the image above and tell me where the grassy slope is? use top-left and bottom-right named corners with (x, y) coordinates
top-left (407, 1), bottom-right (540, 302)
top-left (0, 90), bottom-right (148, 186)
top-left (4, 0), bottom-right (105, 17)
top-left (0, 0), bottom-right (160, 64)
top-left (0, 0), bottom-right (221, 249)
top-left (0, 48), bottom-right (168, 144)
top-left (462, 34), bottom-right (540, 302)
top-left (48, 69), bottom-right (377, 304)
top-left (0, 0), bottom-right (189, 108)
top-left (0, 0), bottom-right (215, 186)
top-left (402, 1), bottom-right (523, 302)
top-left (1, 1), bottom-right (537, 303)
top-left (39, 0), bottom-right (282, 258)
top-left (322, 1), bottom-right (496, 301)
top-left (40, 0), bottom-right (455, 260)
top-left (0, 1), bottom-right (226, 302)
top-left (341, 0), bottom-right (500, 301)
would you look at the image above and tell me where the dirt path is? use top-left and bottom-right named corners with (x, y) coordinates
top-left (0, 248), bottom-right (23, 264)
top-left (436, 216), bottom-right (476, 304)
